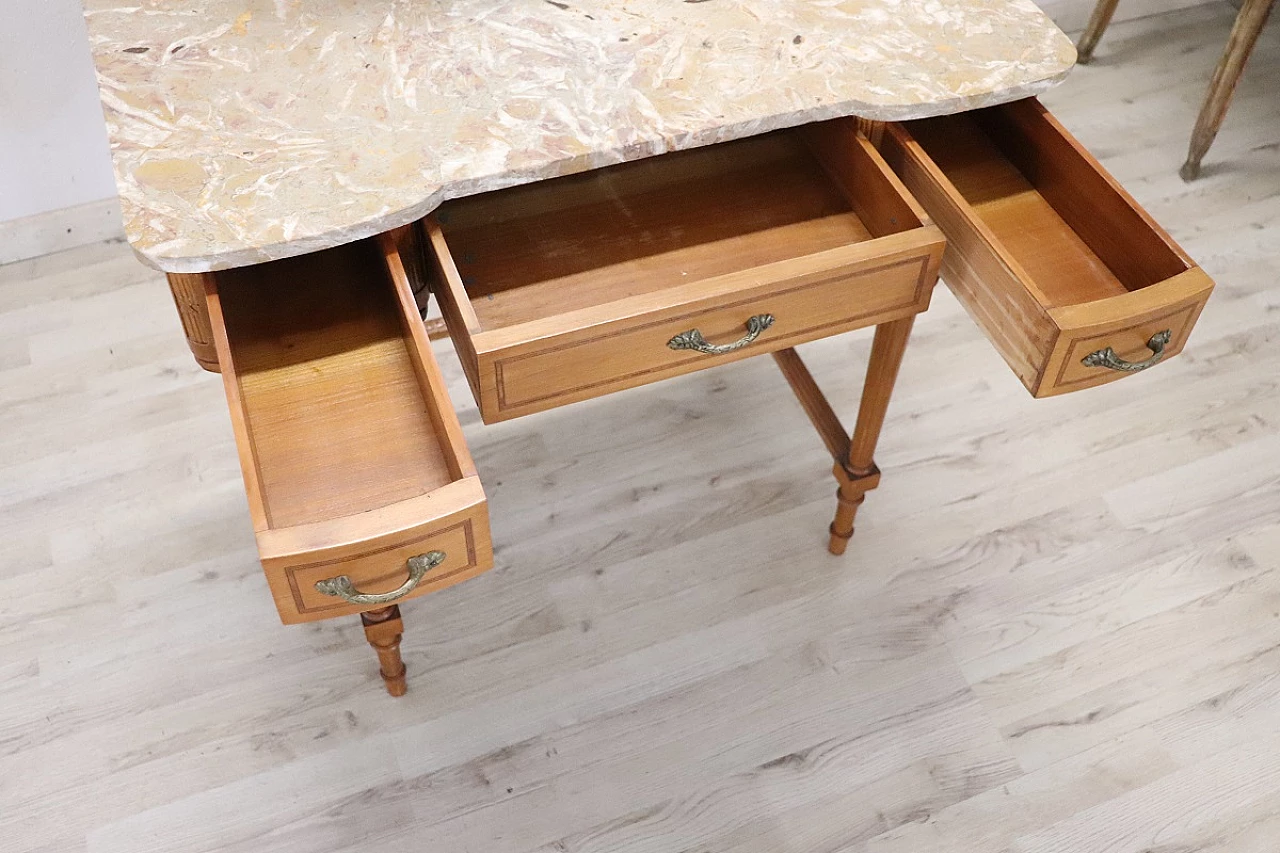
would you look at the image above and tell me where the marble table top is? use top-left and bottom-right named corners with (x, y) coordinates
top-left (84, 0), bottom-right (1075, 273)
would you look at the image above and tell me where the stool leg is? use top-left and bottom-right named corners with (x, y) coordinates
top-left (1181, 0), bottom-right (1274, 181)
top-left (1077, 0), bottom-right (1122, 63)
top-left (829, 316), bottom-right (915, 555)
top-left (361, 605), bottom-right (407, 697)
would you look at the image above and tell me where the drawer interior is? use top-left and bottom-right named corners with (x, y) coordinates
top-left (212, 241), bottom-right (461, 530)
top-left (434, 126), bottom-right (925, 332)
top-left (903, 104), bottom-right (1192, 309)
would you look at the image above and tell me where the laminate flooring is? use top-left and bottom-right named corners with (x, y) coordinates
top-left (2, 5), bottom-right (1279, 851)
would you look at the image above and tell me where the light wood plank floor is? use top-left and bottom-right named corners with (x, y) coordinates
top-left (2, 5), bottom-right (1278, 851)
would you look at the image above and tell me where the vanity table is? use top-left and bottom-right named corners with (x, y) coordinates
top-left (85, 0), bottom-right (1213, 696)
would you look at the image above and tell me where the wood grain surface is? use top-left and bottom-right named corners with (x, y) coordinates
top-left (431, 122), bottom-right (942, 422)
top-left (0, 6), bottom-right (1277, 851)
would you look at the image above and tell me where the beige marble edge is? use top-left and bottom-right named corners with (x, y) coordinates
top-left (138, 69), bottom-right (1070, 275)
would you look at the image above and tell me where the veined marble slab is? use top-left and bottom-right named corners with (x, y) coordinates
top-left (84, 0), bottom-right (1075, 273)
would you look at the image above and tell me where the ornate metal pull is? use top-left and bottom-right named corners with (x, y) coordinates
top-left (315, 551), bottom-right (445, 605)
top-left (668, 314), bottom-right (775, 355)
top-left (1081, 329), bottom-right (1172, 373)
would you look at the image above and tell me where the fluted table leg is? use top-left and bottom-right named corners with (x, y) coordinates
top-left (826, 317), bottom-right (914, 555)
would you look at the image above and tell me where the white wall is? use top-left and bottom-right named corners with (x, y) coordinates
top-left (0, 0), bottom-right (117, 224)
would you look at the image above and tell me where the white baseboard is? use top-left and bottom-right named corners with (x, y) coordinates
top-left (0, 197), bottom-right (126, 266)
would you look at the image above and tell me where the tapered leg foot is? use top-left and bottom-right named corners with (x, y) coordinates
top-left (361, 605), bottom-right (407, 697)
top-left (1076, 0), bottom-right (1122, 64)
top-left (828, 489), bottom-right (864, 556)
top-left (1181, 0), bottom-right (1274, 181)
top-left (828, 463), bottom-right (881, 555)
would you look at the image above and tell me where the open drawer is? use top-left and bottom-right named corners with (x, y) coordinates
top-left (881, 98), bottom-right (1213, 398)
top-left (426, 119), bottom-right (945, 422)
top-left (206, 233), bottom-right (493, 624)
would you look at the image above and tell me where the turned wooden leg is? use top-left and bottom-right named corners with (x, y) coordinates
top-left (771, 315), bottom-right (916, 556)
top-left (361, 605), bottom-right (407, 697)
top-left (1181, 0), bottom-right (1274, 181)
top-left (165, 272), bottom-right (220, 372)
top-left (1076, 0), bottom-right (1122, 64)
top-left (829, 316), bottom-right (915, 555)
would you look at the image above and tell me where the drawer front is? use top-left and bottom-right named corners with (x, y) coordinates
top-left (261, 495), bottom-right (492, 623)
top-left (479, 248), bottom-right (938, 421)
top-left (1042, 274), bottom-right (1212, 396)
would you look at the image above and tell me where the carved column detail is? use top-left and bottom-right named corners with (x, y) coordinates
top-left (165, 272), bottom-right (220, 372)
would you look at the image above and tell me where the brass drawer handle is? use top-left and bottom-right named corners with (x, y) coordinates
top-left (668, 314), bottom-right (775, 355)
top-left (1081, 329), bottom-right (1172, 373)
top-left (314, 551), bottom-right (446, 606)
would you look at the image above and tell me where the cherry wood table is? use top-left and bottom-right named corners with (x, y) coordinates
top-left (162, 107), bottom-right (1213, 694)
top-left (85, 1), bottom-right (1215, 695)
